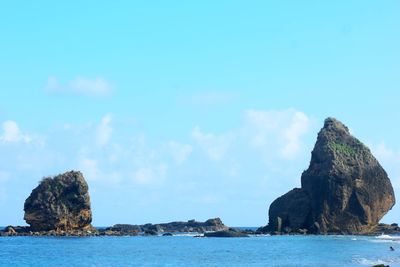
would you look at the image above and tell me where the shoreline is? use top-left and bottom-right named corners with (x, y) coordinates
top-left (2, 224), bottom-right (400, 237)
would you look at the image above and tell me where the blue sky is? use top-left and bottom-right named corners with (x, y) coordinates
top-left (0, 1), bottom-right (400, 226)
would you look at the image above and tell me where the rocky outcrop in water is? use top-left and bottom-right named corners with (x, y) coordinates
top-left (104, 218), bottom-right (228, 235)
top-left (265, 118), bottom-right (395, 234)
top-left (23, 171), bottom-right (93, 232)
top-left (204, 229), bottom-right (249, 238)
top-left (0, 218), bottom-right (229, 237)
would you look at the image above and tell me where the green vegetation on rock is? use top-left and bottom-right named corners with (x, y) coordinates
top-left (328, 141), bottom-right (357, 157)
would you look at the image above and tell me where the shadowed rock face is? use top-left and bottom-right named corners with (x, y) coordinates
top-left (268, 188), bottom-right (311, 233)
top-left (24, 171), bottom-right (92, 231)
top-left (268, 118), bottom-right (395, 234)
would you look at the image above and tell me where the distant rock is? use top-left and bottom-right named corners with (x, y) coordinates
top-left (162, 233), bottom-right (173, 236)
top-left (265, 118), bottom-right (395, 234)
top-left (369, 223), bottom-right (400, 235)
top-left (24, 171), bottom-right (93, 232)
top-left (204, 229), bottom-right (249, 238)
top-left (109, 224), bottom-right (141, 232)
top-left (105, 218), bottom-right (228, 235)
top-left (0, 217), bottom-right (229, 237)
top-left (3, 226), bottom-right (17, 236)
top-left (144, 230), bottom-right (158, 236)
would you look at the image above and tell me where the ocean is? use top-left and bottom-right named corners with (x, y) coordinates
top-left (1, 234), bottom-right (400, 266)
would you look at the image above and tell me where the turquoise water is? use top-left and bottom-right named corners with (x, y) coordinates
top-left (1, 235), bottom-right (400, 266)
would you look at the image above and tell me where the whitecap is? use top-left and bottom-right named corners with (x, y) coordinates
top-left (172, 233), bottom-right (201, 237)
top-left (376, 234), bottom-right (400, 240)
top-left (353, 257), bottom-right (391, 266)
top-left (369, 239), bottom-right (396, 243)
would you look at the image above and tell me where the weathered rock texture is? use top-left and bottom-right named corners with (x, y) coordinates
top-left (24, 171), bottom-right (92, 231)
top-left (267, 118), bottom-right (395, 234)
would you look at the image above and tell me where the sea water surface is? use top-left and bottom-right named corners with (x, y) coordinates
top-left (1, 234), bottom-right (400, 266)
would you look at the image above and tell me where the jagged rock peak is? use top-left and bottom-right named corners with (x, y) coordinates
top-left (24, 170), bottom-right (92, 231)
top-left (323, 117), bottom-right (350, 133)
top-left (266, 117), bottom-right (395, 234)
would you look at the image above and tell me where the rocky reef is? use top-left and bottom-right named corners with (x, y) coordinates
top-left (103, 218), bottom-right (228, 236)
top-left (0, 218), bottom-right (230, 237)
top-left (263, 118), bottom-right (396, 234)
top-left (0, 169), bottom-right (232, 237)
top-left (23, 171), bottom-right (93, 232)
top-left (204, 229), bottom-right (249, 238)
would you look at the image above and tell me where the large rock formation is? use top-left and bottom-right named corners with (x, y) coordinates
top-left (267, 118), bottom-right (395, 234)
top-left (24, 171), bottom-right (92, 231)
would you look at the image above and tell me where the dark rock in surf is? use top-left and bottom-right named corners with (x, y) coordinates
top-left (204, 229), bottom-right (249, 238)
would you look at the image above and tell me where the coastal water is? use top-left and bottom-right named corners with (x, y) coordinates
top-left (1, 234), bottom-right (400, 266)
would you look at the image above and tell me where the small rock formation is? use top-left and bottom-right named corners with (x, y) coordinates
top-left (204, 229), bottom-right (249, 238)
top-left (265, 118), bottom-right (395, 234)
top-left (24, 171), bottom-right (92, 231)
top-left (105, 218), bottom-right (228, 235)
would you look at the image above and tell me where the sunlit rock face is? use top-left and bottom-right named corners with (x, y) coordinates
top-left (268, 118), bottom-right (395, 234)
top-left (24, 171), bottom-right (92, 231)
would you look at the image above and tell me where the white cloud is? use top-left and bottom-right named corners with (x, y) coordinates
top-left (96, 114), bottom-right (113, 147)
top-left (46, 76), bottom-right (112, 97)
top-left (191, 127), bottom-right (233, 161)
top-left (370, 143), bottom-right (400, 223)
top-left (79, 157), bottom-right (101, 181)
top-left (370, 143), bottom-right (400, 189)
top-left (78, 156), bottom-right (122, 185)
top-left (0, 121), bottom-right (32, 143)
top-left (281, 111), bottom-right (310, 159)
top-left (167, 141), bottom-right (192, 164)
top-left (133, 163), bottom-right (168, 185)
top-left (372, 143), bottom-right (400, 163)
top-left (244, 109), bottom-right (310, 159)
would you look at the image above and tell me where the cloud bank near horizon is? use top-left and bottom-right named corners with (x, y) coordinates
top-left (0, 109), bottom-right (399, 226)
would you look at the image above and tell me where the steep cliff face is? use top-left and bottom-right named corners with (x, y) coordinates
top-left (24, 171), bottom-right (92, 231)
top-left (267, 118), bottom-right (395, 234)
